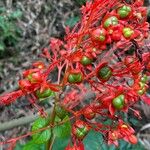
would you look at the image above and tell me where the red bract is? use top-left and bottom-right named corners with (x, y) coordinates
top-left (0, 0), bottom-right (149, 148)
top-left (83, 106), bottom-right (95, 120)
top-left (100, 86), bottom-right (128, 115)
top-left (108, 120), bottom-right (138, 146)
top-left (32, 61), bottom-right (45, 69)
top-left (19, 80), bottom-right (32, 91)
top-left (0, 90), bottom-right (23, 105)
top-left (124, 56), bottom-right (142, 75)
top-left (65, 142), bottom-right (84, 150)
top-left (91, 28), bottom-right (108, 43)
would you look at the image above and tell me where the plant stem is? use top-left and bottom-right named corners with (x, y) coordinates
top-left (0, 108), bottom-right (52, 132)
top-left (46, 95), bottom-right (59, 150)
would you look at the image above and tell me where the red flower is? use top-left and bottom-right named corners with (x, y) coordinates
top-left (108, 120), bottom-right (138, 146)
top-left (0, 90), bottom-right (23, 105)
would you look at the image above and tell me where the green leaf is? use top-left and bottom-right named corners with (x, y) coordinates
top-left (52, 136), bottom-right (70, 150)
top-left (33, 129), bottom-right (51, 144)
top-left (53, 115), bottom-right (71, 138)
top-left (0, 7), bottom-right (6, 14)
top-left (32, 117), bottom-right (51, 144)
top-left (83, 130), bottom-right (116, 150)
top-left (83, 130), bottom-right (104, 150)
top-left (65, 16), bottom-right (80, 27)
top-left (118, 140), bottom-right (145, 150)
top-left (14, 143), bottom-right (24, 150)
top-left (75, 0), bottom-right (86, 5)
top-left (103, 119), bottom-right (112, 125)
top-left (22, 141), bottom-right (45, 150)
top-left (0, 42), bottom-right (5, 51)
top-left (129, 118), bottom-right (142, 127)
top-left (32, 117), bottom-right (49, 131)
top-left (10, 10), bottom-right (22, 19)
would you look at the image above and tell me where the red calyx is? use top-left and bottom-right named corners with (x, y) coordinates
top-left (83, 106), bottom-right (95, 120)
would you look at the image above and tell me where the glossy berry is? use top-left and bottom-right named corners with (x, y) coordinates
top-left (141, 74), bottom-right (148, 83)
top-left (103, 16), bottom-right (118, 28)
top-left (72, 120), bottom-right (90, 140)
top-left (139, 82), bottom-right (145, 89)
top-left (83, 107), bottom-right (95, 120)
top-left (55, 105), bottom-right (68, 119)
top-left (123, 27), bottom-right (134, 38)
top-left (68, 72), bottom-right (82, 84)
top-left (137, 87), bottom-right (146, 95)
top-left (36, 88), bottom-right (53, 99)
top-left (27, 72), bottom-right (42, 83)
top-left (98, 66), bottom-right (112, 82)
top-left (112, 94), bottom-right (125, 110)
top-left (81, 56), bottom-right (93, 66)
top-left (91, 28), bottom-right (106, 42)
top-left (117, 5), bottom-right (131, 18)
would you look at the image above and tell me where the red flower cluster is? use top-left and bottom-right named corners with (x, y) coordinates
top-left (0, 0), bottom-right (149, 149)
top-left (108, 120), bottom-right (138, 146)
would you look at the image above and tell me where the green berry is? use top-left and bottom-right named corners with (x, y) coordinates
top-left (123, 27), bottom-right (134, 38)
top-left (81, 56), bottom-right (93, 66)
top-left (68, 73), bottom-right (82, 83)
top-left (112, 94), bottom-right (125, 110)
top-left (98, 66), bottom-right (112, 81)
top-left (36, 89), bottom-right (53, 99)
top-left (104, 16), bottom-right (118, 28)
top-left (118, 5), bottom-right (131, 18)
top-left (141, 74), bottom-right (148, 83)
top-left (138, 87), bottom-right (146, 95)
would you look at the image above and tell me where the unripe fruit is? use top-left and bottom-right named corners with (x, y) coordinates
top-left (141, 74), bottom-right (148, 83)
top-left (27, 72), bottom-right (42, 83)
top-left (139, 82), bottom-right (145, 89)
top-left (81, 56), bottom-right (93, 66)
top-left (117, 5), bottom-right (131, 18)
top-left (123, 27), bottom-right (134, 38)
top-left (103, 16), bottom-right (118, 28)
top-left (68, 72), bottom-right (82, 84)
top-left (72, 120), bottom-right (90, 140)
top-left (112, 94), bottom-right (125, 110)
top-left (91, 28), bottom-right (106, 42)
top-left (137, 87), bottom-right (146, 95)
top-left (98, 66), bottom-right (112, 82)
top-left (36, 88), bottom-right (53, 99)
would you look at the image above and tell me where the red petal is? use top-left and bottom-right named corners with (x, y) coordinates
top-left (109, 105), bottom-right (115, 116)
top-left (0, 90), bottom-right (23, 105)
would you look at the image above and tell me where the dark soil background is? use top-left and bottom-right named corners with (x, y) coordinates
top-left (0, 0), bottom-right (150, 150)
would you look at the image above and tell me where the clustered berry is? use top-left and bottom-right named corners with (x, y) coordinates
top-left (0, 0), bottom-right (149, 149)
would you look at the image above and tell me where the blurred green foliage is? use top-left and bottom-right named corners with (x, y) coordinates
top-left (75, 0), bottom-right (87, 5)
top-left (0, 7), bottom-right (22, 58)
top-left (65, 16), bottom-right (80, 27)
top-left (15, 130), bottom-right (145, 150)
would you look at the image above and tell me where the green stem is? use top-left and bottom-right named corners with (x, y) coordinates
top-left (46, 95), bottom-right (58, 150)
